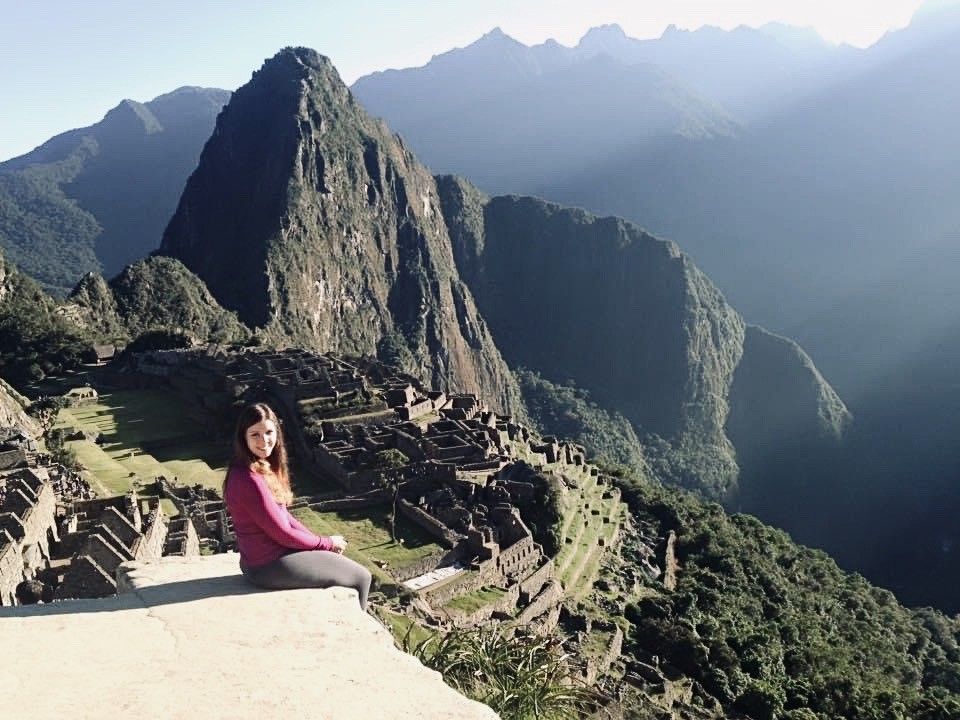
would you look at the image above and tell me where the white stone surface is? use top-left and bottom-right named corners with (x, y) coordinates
top-left (0, 553), bottom-right (499, 720)
top-left (402, 562), bottom-right (466, 591)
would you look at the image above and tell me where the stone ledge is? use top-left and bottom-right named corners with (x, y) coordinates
top-left (1, 553), bottom-right (499, 720)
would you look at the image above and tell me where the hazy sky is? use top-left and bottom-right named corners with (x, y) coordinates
top-left (0, 0), bottom-right (930, 161)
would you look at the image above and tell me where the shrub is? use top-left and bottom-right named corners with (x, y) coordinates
top-left (405, 625), bottom-right (602, 719)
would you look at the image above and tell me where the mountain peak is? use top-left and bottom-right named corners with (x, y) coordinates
top-left (582, 23), bottom-right (628, 40)
top-left (470, 26), bottom-right (524, 49)
top-left (101, 99), bottom-right (162, 134)
top-left (159, 47), bottom-right (523, 412)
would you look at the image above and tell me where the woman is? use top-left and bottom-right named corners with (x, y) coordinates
top-left (223, 402), bottom-right (372, 610)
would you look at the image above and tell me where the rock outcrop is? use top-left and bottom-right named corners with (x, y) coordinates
top-left (438, 176), bottom-right (849, 497)
top-left (0, 554), bottom-right (498, 719)
top-left (160, 48), bottom-right (522, 414)
top-left (0, 378), bottom-right (40, 438)
top-left (64, 256), bottom-right (249, 343)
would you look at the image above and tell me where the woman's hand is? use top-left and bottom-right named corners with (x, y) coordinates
top-left (329, 535), bottom-right (347, 553)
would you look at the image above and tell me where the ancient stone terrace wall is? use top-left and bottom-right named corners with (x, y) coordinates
top-left (165, 516), bottom-right (200, 557)
top-left (0, 530), bottom-right (20, 604)
top-left (0, 446), bottom-right (26, 470)
top-left (449, 583), bottom-right (521, 628)
top-left (134, 507), bottom-right (168, 560)
top-left (516, 580), bottom-right (564, 624)
top-left (158, 476), bottom-right (230, 543)
top-left (57, 494), bottom-right (162, 600)
top-left (519, 558), bottom-right (555, 601)
top-left (0, 468), bottom-right (58, 605)
top-left (397, 499), bottom-right (462, 548)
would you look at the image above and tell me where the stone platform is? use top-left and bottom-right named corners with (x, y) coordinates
top-left (0, 553), bottom-right (499, 719)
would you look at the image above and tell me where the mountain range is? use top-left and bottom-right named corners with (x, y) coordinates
top-left (0, 86), bottom-right (229, 294)
top-left (6, 39), bottom-right (960, 716)
top-left (2, 8), bottom-right (960, 611)
top-left (349, 3), bottom-right (960, 609)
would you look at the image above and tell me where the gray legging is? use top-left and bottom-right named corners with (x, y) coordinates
top-left (242, 551), bottom-right (372, 611)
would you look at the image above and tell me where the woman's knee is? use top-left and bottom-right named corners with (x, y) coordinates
top-left (358, 565), bottom-right (372, 590)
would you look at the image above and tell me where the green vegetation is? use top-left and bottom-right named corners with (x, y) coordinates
top-left (291, 505), bottom-right (443, 575)
top-left (0, 249), bottom-right (94, 385)
top-left (0, 88), bottom-right (228, 293)
top-left (405, 625), bottom-right (600, 720)
top-left (517, 369), bottom-right (646, 471)
top-left (53, 388), bottom-right (226, 496)
top-left (554, 468), bottom-right (623, 600)
top-left (443, 585), bottom-right (506, 614)
top-left (0, 166), bottom-right (102, 294)
top-left (615, 476), bottom-right (960, 720)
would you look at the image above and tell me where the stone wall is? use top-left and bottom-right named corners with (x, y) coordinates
top-left (0, 531), bottom-right (20, 605)
top-left (519, 558), bottom-right (555, 601)
top-left (397, 499), bottom-right (461, 548)
top-left (55, 555), bottom-right (116, 599)
top-left (0, 473), bottom-right (58, 605)
top-left (100, 506), bottom-right (140, 549)
top-left (516, 579), bottom-right (564, 624)
top-left (496, 535), bottom-right (538, 578)
top-left (134, 509), bottom-right (168, 560)
top-left (165, 517), bottom-right (200, 557)
top-left (421, 569), bottom-right (488, 607)
top-left (448, 583), bottom-right (521, 628)
top-left (391, 547), bottom-right (465, 583)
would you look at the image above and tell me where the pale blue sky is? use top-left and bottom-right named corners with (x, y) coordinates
top-left (0, 0), bottom-right (928, 161)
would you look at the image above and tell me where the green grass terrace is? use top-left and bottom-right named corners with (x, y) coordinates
top-left (53, 388), bottom-right (228, 502)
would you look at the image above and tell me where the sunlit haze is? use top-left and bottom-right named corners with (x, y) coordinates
top-left (0, 0), bottom-right (933, 161)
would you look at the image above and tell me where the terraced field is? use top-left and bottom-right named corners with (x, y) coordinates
top-left (554, 470), bottom-right (624, 600)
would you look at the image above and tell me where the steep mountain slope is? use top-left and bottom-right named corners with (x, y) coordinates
top-left (612, 474), bottom-right (960, 719)
top-left (0, 87), bottom-right (229, 293)
top-left (0, 247), bottom-right (92, 384)
top-left (159, 48), bottom-right (522, 413)
top-left (438, 176), bottom-right (847, 498)
top-left (63, 256), bottom-right (249, 344)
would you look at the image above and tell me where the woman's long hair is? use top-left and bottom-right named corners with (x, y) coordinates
top-left (223, 402), bottom-right (293, 505)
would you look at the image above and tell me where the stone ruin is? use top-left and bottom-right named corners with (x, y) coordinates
top-left (0, 467), bottom-right (59, 605)
top-left (157, 476), bottom-right (233, 555)
top-left (55, 494), bottom-right (168, 600)
top-left (0, 426), bottom-right (38, 471)
top-left (108, 346), bottom-right (616, 630)
top-left (0, 445), bottom-right (239, 605)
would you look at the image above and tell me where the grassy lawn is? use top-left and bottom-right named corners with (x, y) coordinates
top-left (443, 585), bottom-right (506, 614)
top-left (291, 505), bottom-right (444, 575)
top-left (55, 389), bottom-right (228, 498)
top-left (377, 609), bottom-right (436, 651)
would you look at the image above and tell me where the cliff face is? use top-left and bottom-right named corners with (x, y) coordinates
top-left (438, 175), bottom-right (848, 497)
top-left (160, 48), bottom-right (521, 413)
top-left (0, 378), bottom-right (40, 438)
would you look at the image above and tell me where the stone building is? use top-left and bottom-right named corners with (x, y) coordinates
top-left (56, 494), bottom-right (168, 600)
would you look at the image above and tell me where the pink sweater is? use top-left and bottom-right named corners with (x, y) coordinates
top-left (224, 463), bottom-right (334, 568)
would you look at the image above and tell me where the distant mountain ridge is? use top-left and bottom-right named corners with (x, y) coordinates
top-left (437, 177), bottom-right (848, 498)
top-left (352, 27), bottom-right (739, 193)
top-left (0, 86), bottom-right (229, 293)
